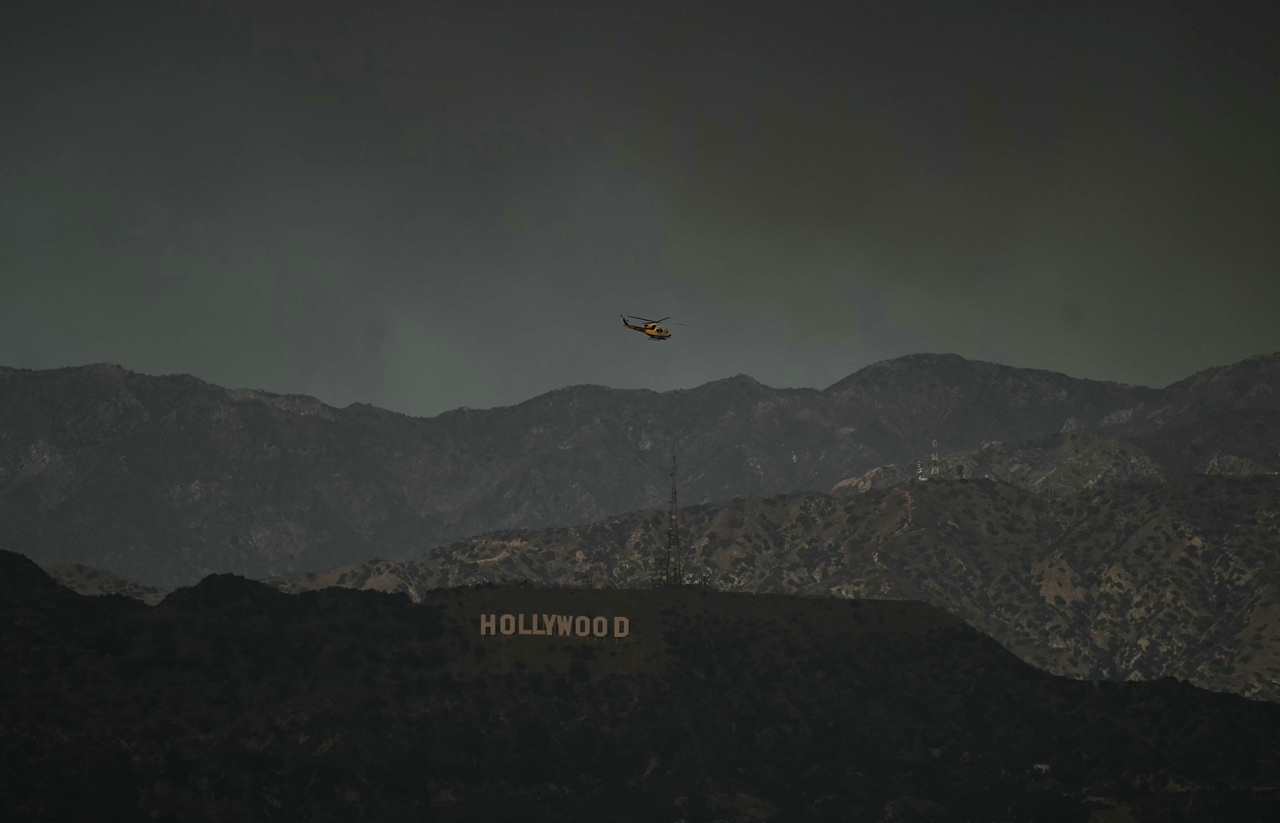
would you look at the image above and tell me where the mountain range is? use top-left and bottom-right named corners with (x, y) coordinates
top-left (4, 352), bottom-right (1278, 588)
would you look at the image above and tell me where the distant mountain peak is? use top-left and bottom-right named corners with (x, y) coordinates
top-left (693, 373), bottom-right (767, 391)
top-left (1165, 352), bottom-right (1280, 390)
top-left (823, 351), bottom-right (1158, 396)
top-left (84, 362), bottom-right (129, 373)
top-left (824, 352), bottom-right (982, 392)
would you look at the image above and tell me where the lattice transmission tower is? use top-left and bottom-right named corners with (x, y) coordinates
top-left (665, 452), bottom-right (684, 585)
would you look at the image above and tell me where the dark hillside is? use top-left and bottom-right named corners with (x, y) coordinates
top-left (3, 550), bottom-right (1279, 821)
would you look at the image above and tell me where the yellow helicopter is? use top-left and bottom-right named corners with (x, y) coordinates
top-left (621, 314), bottom-right (679, 340)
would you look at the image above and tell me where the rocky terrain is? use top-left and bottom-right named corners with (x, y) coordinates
top-left (4, 550), bottom-right (1279, 822)
top-left (254, 475), bottom-right (1280, 704)
top-left (2, 352), bottom-right (1278, 588)
top-left (835, 409), bottom-right (1280, 495)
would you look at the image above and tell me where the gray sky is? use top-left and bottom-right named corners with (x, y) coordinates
top-left (3, 0), bottom-right (1278, 417)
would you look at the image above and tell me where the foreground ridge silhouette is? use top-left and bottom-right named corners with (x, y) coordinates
top-left (3, 550), bottom-right (1279, 821)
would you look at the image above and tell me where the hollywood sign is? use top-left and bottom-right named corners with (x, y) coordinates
top-left (479, 613), bottom-right (631, 639)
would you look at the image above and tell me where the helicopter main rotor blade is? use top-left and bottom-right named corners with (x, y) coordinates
top-left (625, 314), bottom-right (685, 325)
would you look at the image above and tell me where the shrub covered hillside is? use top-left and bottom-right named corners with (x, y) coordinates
top-left (4, 550), bottom-right (1280, 821)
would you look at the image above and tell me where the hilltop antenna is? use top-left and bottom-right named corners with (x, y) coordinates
top-left (655, 450), bottom-right (686, 586)
top-left (647, 449), bottom-right (711, 588)
top-left (665, 450), bottom-right (686, 586)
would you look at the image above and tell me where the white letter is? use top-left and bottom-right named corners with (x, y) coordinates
top-left (499, 614), bottom-right (515, 635)
top-left (480, 614), bottom-right (496, 636)
top-left (613, 616), bottom-right (630, 638)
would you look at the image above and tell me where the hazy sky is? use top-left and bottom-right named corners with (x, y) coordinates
top-left (3, 0), bottom-right (1278, 417)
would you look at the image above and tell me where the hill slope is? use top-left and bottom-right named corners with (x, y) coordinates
top-left (3, 550), bottom-right (1279, 821)
top-left (266, 476), bottom-right (1280, 702)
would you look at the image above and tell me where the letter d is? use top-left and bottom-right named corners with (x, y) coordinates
top-left (613, 616), bottom-right (630, 639)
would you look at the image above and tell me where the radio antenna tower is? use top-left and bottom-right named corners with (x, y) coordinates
top-left (664, 451), bottom-right (684, 586)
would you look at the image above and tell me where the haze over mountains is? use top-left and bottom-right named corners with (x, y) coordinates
top-left (3, 352), bottom-right (1278, 589)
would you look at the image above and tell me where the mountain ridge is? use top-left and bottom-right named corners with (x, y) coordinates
top-left (252, 475), bottom-right (1280, 702)
top-left (3, 352), bottom-right (1278, 587)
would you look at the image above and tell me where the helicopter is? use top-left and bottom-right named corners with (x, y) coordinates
top-left (621, 314), bottom-right (679, 340)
